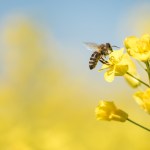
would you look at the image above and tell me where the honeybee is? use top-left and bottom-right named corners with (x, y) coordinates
top-left (85, 42), bottom-right (117, 70)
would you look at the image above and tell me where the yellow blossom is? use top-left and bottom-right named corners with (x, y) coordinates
top-left (124, 34), bottom-right (150, 62)
top-left (99, 48), bottom-right (128, 82)
top-left (95, 101), bottom-right (128, 122)
top-left (133, 88), bottom-right (150, 114)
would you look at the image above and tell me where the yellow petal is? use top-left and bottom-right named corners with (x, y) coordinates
top-left (122, 53), bottom-right (140, 87)
top-left (110, 109), bottom-right (128, 122)
top-left (104, 67), bottom-right (115, 82)
top-left (109, 48), bottom-right (124, 63)
top-left (95, 108), bottom-right (110, 121)
top-left (99, 101), bottom-right (116, 111)
top-left (98, 64), bottom-right (109, 72)
top-left (124, 36), bottom-right (138, 49)
top-left (132, 52), bottom-right (150, 62)
top-left (133, 89), bottom-right (150, 114)
top-left (141, 34), bottom-right (150, 40)
top-left (115, 65), bottom-right (128, 76)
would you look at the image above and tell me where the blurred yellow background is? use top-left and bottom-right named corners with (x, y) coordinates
top-left (0, 1), bottom-right (150, 150)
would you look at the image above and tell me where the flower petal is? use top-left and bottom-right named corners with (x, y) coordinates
top-left (109, 48), bottom-right (124, 62)
top-left (133, 89), bottom-right (150, 114)
top-left (115, 65), bottom-right (128, 76)
top-left (141, 34), bottom-right (150, 40)
top-left (104, 67), bottom-right (115, 82)
top-left (124, 36), bottom-right (138, 49)
top-left (98, 64), bottom-right (110, 72)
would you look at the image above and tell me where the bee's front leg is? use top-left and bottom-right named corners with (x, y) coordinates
top-left (99, 57), bottom-right (109, 65)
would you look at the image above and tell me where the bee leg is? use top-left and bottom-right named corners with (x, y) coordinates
top-left (99, 57), bottom-right (109, 65)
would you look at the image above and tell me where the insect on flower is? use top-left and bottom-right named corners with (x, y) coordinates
top-left (85, 42), bottom-right (119, 70)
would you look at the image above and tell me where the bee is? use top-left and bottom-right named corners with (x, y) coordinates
top-left (85, 42), bottom-right (115, 70)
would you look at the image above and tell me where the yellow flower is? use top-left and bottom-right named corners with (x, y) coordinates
top-left (99, 48), bottom-right (128, 82)
top-left (124, 34), bottom-right (150, 62)
top-left (123, 54), bottom-right (140, 88)
top-left (133, 88), bottom-right (150, 114)
top-left (95, 101), bottom-right (128, 122)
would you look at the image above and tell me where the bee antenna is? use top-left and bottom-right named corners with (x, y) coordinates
top-left (112, 45), bottom-right (120, 48)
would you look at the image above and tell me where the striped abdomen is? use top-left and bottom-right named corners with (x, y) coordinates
top-left (89, 51), bottom-right (101, 70)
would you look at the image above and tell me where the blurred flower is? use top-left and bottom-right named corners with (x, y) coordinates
top-left (123, 54), bottom-right (140, 88)
top-left (124, 34), bottom-right (150, 62)
top-left (99, 48), bottom-right (128, 82)
top-left (133, 88), bottom-right (150, 114)
top-left (95, 101), bottom-right (128, 122)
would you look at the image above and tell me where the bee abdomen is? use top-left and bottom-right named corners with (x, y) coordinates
top-left (89, 51), bottom-right (100, 70)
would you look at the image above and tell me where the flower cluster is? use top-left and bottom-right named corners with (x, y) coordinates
top-left (94, 34), bottom-right (150, 131)
top-left (124, 34), bottom-right (150, 62)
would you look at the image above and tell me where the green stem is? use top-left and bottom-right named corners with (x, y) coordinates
top-left (127, 118), bottom-right (150, 132)
top-left (126, 72), bottom-right (150, 88)
top-left (145, 61), bottom-right (150, 84)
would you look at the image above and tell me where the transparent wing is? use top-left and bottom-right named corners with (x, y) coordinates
top-left (84, 42), bottom-right (99, 51)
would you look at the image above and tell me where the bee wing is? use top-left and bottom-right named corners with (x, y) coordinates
top-left (84, 42), bottom-right (99, 51)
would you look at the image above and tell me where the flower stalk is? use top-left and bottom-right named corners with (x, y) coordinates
top-left (145, 61), bottom-right (150, 84)
top-left (127, 118), bottom-right (150, 132)
top-left (126, 72), bottom-right (150, 88)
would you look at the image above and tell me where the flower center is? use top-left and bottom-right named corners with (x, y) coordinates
top-left (109, 56), bottom-right (121, 64)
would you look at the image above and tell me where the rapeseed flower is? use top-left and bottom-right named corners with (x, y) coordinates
top-left (133, 88), bottom-right (150, 114)
top-left (99, 48), bottom-right (128, 82)
top-left (124, 34), bottom-right (150, 62)
top-left (95, 101), bottom-right (128, 122)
